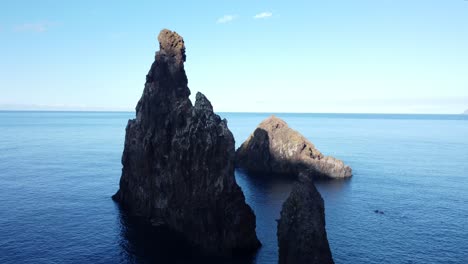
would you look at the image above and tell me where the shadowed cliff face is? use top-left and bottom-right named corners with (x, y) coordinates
top-left (277, 173), bottom-right (335, 264)
top-left (236, 115), bottom-right (352, 179)
top-left (113, 29), bottom-right (260, 256)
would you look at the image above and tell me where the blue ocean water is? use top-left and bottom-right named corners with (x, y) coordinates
top-left (0, 111), bottom-right (467, 264)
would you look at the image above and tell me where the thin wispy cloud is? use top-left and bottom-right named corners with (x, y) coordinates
top-left (217, 15), bottom-right (237, 24)
top-left (13, 22), bottom-right (52, 33)
top-left (254, 12), bottom-right (273, 19)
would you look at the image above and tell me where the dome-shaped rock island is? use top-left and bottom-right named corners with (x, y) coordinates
top-left (236, 115), bottom-right (352, 179)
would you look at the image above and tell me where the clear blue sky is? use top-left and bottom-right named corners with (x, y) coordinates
top-left (1, 0), bottom-right (467, 113)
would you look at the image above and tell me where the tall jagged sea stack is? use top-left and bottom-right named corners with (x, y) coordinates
top-left (277, 173), bottom-right (335, 264)
top-left (113, 29), bottom-right (260, 255)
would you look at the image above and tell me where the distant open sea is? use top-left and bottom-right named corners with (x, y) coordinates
top-left (0, 111), bottom-right (467, 264)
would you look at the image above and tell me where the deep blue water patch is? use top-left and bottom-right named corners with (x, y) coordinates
top-left (0, 111), bottom-right (467, 263)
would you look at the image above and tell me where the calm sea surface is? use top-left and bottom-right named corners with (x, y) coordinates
top-left (0, 111), bottom-right (467, 264)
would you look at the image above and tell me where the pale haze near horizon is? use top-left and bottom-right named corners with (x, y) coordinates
top-left (0, 0), bottom-right (467, 114)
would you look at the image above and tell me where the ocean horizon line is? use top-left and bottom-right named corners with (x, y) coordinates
top-left (0, 109), bottom-right (466, 116)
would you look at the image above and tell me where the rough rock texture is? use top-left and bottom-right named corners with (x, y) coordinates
top-left (236, 115), bottom-right (352, 179)
top-left (112, 29), bottom-right (260, 255)
top-left (277, 173), bottom-right (334, 264)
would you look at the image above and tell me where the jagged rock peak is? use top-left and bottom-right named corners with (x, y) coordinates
top-left (194, 92), bottom-right (213, 111)
top-left (236, 115), bottom-right (352, 179)
top-left (137, 29), bottom-right (190, 121)
top-left (277, 173), bottom-right (335, 264)
top-left (157, 29), bottom-right (186, 66)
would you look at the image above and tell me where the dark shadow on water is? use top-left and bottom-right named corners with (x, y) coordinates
top-left (315, 177), bottom-right (352, 193)
top-left (236, 167), bottom-right (352, 196)
top-left (114, 203), bottom-right (256, 264)
top-left (113, 172), bottom-right (351, 264)
top-left (235, 168), bottom-right (296, 184)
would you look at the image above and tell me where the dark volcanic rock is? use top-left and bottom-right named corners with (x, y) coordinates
top-left (113, 29), bottom-right (260, 255)
top-left (236, 115), bottom-right (352, 179)
top-left (277, 173), bottom-right (334, 264)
